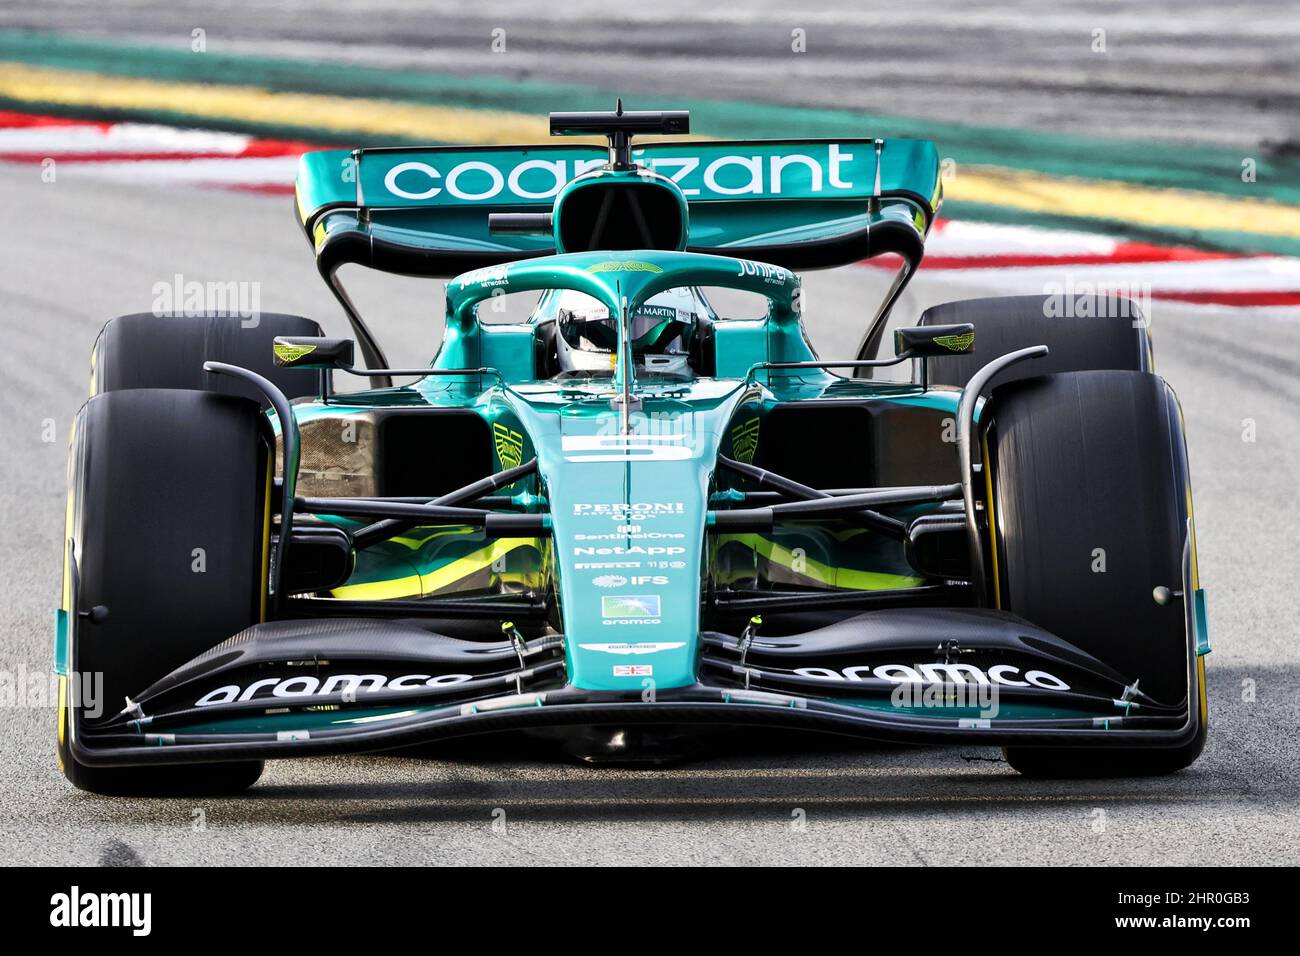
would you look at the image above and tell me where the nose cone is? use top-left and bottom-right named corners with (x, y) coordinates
top-left (539, 403), bottom-right (714, 692)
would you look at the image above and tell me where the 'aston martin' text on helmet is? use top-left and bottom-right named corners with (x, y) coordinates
top-left (553, 287), bottom-right (703, 376)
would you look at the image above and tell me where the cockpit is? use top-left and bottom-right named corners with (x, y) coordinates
top-left (531, 286), bottom-right (718, 379)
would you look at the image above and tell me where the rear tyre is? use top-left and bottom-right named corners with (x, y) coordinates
top-left (920, 294), bottom-right (1151, 396)
top-left (91, 311), bottom-right (327, 405)
top-left (59, 389), bottom-right (271, 795)
top-left (985, 370), bottom-right (1206, 778)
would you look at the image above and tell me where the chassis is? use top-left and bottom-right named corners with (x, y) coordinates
top-left (56, 107), bottom-right (1209, 789)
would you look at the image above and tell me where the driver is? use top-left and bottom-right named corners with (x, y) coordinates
top-left (552, 287), bottom-right (703, 377)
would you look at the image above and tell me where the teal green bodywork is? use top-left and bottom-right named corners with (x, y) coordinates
top-left (248, 135), bottom-right (1133, 725)
top-left (55, 121), bottom-right (1210, 751)
top-left (286, 248), bottom-right (966, 693)
top-left (1194, 588), bottom-right (1211, 656)
top-left (298, 138), bottom-right (940, 217)
top-left (54, 608), bottom-right (68, 676)
top-left (295, 138), bottom-right (941, 268)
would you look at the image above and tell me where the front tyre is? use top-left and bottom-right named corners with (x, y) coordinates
top-left (984, 370), bottom-right (1206, 778)
top-left (59, 389), bottom-right (271, 795)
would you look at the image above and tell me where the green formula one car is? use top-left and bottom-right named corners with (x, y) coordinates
top-left (56, 107), bottom-right (1209, 794)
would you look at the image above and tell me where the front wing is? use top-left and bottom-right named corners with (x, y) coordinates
top-left (64, 543), bottom-right (1207, 768)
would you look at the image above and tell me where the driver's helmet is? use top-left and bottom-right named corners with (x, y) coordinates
top-left (553, 286), bottom-right (702, 376)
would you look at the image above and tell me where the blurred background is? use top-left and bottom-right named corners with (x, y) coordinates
top-left (1, 0), bottom-right (1297, 359)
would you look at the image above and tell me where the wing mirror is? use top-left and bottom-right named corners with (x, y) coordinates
top-left (894, 323), bottom-right (975, 358)
top-left (272, 336), bottom-right (356, 370)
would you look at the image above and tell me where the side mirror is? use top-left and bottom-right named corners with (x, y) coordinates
top-left (272, 336), bottom-right (355, 370)
top-left (894, 323), bottom-right (975, 358)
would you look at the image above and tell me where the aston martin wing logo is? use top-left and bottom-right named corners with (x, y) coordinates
top-left (273, 341), bottom-right (317, 365)
top-left (932, 331), bottom-right (975, 352)
top-left (578, 642), bottom-right (686, 655)
top-left (731, 418), bottom-right (760, 464)
top-left (585, 259), bottom-right (664, 274)
top-left (493, 423), bottom-right (525, 469)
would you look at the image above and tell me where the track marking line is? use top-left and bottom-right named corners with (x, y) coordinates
top-left (949, 165), bottom-right (1300, 240)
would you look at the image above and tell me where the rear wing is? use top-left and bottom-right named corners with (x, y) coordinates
top-left (295, 137), bottom-right (942, 277)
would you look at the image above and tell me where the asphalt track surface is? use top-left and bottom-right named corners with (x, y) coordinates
top-left (0, 167), bottom-right (1297, 866)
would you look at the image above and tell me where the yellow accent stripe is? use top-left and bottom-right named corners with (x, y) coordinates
top-left (59, 418), bottom-right (76, 767)
top-left (981, 429), bottom-right (1001, 609)
top-left (60, 417), bottom-right (77, 613)
top-left (949, 166), bottom-right (1300, 240)
top-left (720, 534), bottom-right (924, 590)
top-left (330, 572), bottom-right (425, 602)
top-left (1198, 656), bottom-right (1208, 724)
top-left (329, 538), bottom-right (536, 600)
top-left (57, 675), bottom-right (67, 748)
top-left (388, 526), bottom-right (478, 551)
